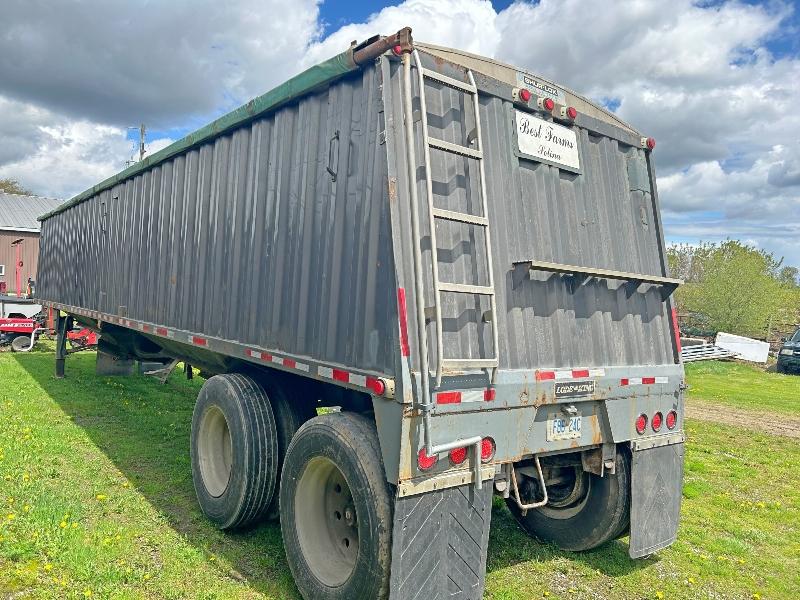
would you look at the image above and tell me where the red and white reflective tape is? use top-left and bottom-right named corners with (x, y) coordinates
top-left (191, 336), bottom-right (208, 347)
top-left (620, 376), bottom-right (668, 386)
top-left (317, 366), bottom-right (387, 395)
top-left (155, 327), bottom-right (175, 338)
top-left (246, 349), bottom-right (309, 372)
top-left (436, 388), bottom-right (496, 405)
top-left (536, 368), bottom-right (605, 381)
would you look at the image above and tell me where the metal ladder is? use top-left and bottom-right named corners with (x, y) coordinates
top-left (412, 50), bottom-right (500, 388)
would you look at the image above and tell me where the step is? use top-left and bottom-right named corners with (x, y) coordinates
top-left (438, 282), bottom-right (494, 295)
top-left (421, 68), bottom-right (477, 94)
top-left (431, 207), bottom-right (488, 226)
top-left (427, 137), bottom-right (482, 160)
top-left (440, 358), bottom-right (499, 371)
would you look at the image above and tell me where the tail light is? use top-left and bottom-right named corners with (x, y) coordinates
top-left (666, 410), bottom-right (678, 430)
top-left (538, 97), bottom-right (555, 111)
top-left (417, 448), bottom-right (437, 471)
top-left (514, 88), bottom-right (532, 103)
top-left (652, 411), bottom-right (663, 432)
top-left (641, 136), bottom-right (656, 150)
top-left (635, 414), bottom-right (647, 435)
top-left (449, 447), bottom-right (467, 466)
top-left (480, 437), bottom-right (496, 462)
top-left (559, 106), bottom-right (577, 120)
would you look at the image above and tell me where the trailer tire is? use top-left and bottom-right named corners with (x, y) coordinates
top-left (191, 373), bottom-right (278, 530)
top-left (260, 378), bottom-right (316, 519)
top-left (11, 336), bottom-right (32, 352)
top-left (507, 449), bottom-right (631, 552)
top-left (280, 413), bottom-right (392, 600)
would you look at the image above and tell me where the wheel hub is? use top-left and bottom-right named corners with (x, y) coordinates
top-left (294, 457), bottom-right (359, 587)
top-left (197, 405), bottom-right (233, 497)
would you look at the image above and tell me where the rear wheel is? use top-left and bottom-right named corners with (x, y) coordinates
top-left (506, 449), bottom-right (631, 551)
top-left (11, 336), bottom-right (32, 352)
top-left (191, 373), bottom-right (278, 529)
top-left (280, 413), bottom-right (392, 600)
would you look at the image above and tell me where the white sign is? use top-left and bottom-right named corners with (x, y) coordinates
top-left (515, 110), bottom-right (580, 171)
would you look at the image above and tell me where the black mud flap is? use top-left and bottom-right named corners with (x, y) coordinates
top-left (629, 441), bottom-right (685, 558)
top-left (389, 483), bottom-right (493, 600)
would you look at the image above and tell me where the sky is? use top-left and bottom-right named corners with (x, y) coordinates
top-left (0, 0), bottom-right (799, 265)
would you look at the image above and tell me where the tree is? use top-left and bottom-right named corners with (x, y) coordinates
top-left (0, 178), bottom-right (32, 195)
top-left (668, 240), bottom-right (800, 338)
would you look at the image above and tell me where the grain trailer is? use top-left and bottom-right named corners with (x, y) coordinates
top-left (36, 28), bottom-right (685, 599)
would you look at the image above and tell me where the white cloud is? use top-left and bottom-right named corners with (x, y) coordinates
top-left (0, 114), bottom-right (173, 200)
top-left (0, 0), bottom-right (321, 126)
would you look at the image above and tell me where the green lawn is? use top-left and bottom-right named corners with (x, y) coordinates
top-left (1, 351), bottom-right (798, 599)
top-left (685, 360), bottom-right (800, 416)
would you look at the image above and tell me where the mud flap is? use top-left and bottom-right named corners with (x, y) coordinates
top-left (629, 441), bottom-right (684, 558)
top-left (389, 482), bottom-right (493, 600)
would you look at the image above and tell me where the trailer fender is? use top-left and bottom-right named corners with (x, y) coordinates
top-left (629, 438), bottom-right (684, 558)
top-left (389, 482), bottom-right (493, 600)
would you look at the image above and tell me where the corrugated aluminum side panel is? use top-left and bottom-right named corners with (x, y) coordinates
top-left (384, 55), bottom-right (673, 371)
top-left (37, 65), bottom-right (398, 374)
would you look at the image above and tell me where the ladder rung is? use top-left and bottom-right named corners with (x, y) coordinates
top-left (432, 207), bottom-right (488, 226)
top-left (427, 137), bottom-right (482, 160)
top-left (421, 68), bottom-right (477, 94)
top-left (441, 358), bottom-right (499, 371)
top-left (439, 282), bottom-right (494, 295)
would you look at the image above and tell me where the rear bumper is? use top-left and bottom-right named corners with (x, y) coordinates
top-left (397, 363), bottom-right (684, 489)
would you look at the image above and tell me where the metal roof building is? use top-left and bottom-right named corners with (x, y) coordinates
top-left (0, 191), bottom-right (63, 293)
top-left (0, 191), bottom-right (62, 232)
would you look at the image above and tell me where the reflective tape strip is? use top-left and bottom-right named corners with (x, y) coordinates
top-left (621, 376), bottom-right (668, 386)
top-left (537, 368), bottom-right (605, 381)
top-left (460, 390), bottom-right (484, 403)
top-left (437, 391), bottom-right (461, 404)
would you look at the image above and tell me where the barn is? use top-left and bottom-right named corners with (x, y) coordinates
top-left (0, 190), bottom-right (63, 296)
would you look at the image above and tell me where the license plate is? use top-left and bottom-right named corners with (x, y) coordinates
top-left (547, 414), bottom-right (582, 441)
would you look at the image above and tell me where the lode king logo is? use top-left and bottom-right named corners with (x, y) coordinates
top-left (554, 380), bottom-right (596, 398)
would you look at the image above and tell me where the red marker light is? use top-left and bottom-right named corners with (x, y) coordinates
top-left (666, 410), bottom-right (678, 430)
top-left (647, 137), bottom-right (656, 149)
top-left (519, 88), bottom-right (532, 102)
top-left (635, 414), bottom-right (647, 435)
top-left (417, 448), bottom-right (437, 471)
top-left (543, 97), bottom-right (555, 111)
top-left (392, 44), bottom-right (403, 56)
top-left (449, 447), bottom-right (467, 465)
top-left (480, 437), bottom-right (496, 462)
top-left (652, 411), bottom-right (663, 432)
top-left (567, 106), bottom-right (577, 119)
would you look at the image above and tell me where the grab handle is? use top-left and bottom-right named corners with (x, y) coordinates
top-left (327, 130), bottom-right (340, 182)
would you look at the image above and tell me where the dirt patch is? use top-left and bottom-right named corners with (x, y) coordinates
top-left (686, 401), bottom-right (800, 439)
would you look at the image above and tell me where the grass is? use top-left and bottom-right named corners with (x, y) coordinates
top-left (685, 360), bottom-right (800, 416)
top-left (0, 351), bottom-right (798, 599)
